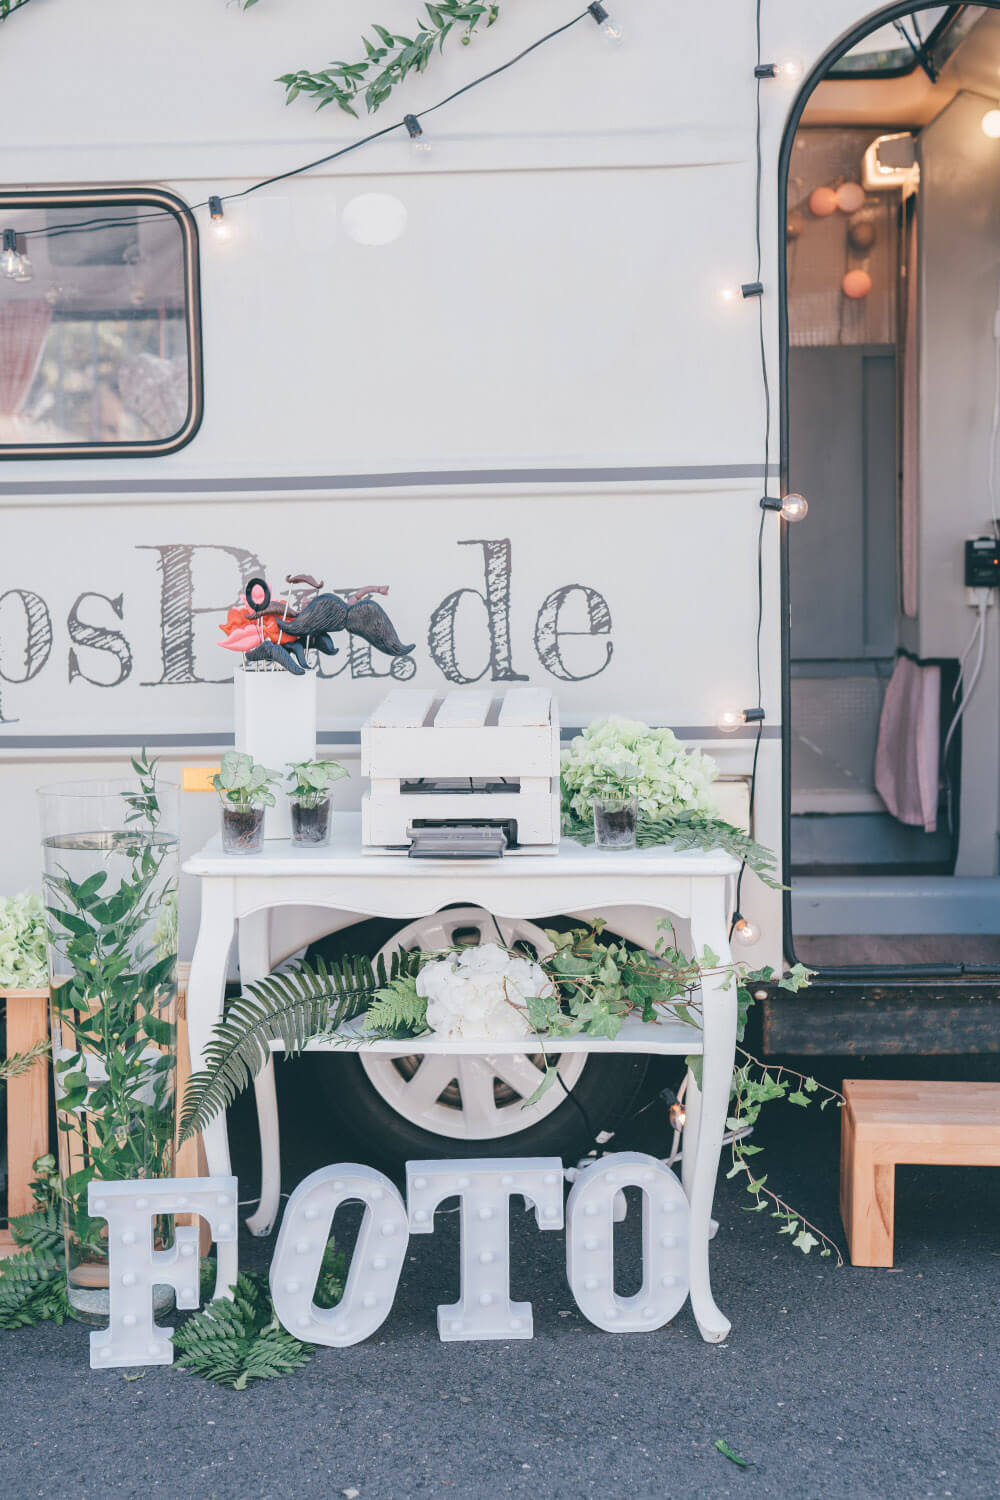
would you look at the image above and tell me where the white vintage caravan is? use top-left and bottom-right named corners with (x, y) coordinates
top-left (1, 1), bottom-right (998, 1162)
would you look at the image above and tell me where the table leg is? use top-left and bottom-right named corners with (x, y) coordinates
top-left (238, 911), bottom-right (282, 1238)
top-left (680, 1065), bottom-right (701, 1206)
top-left (687, 881), bottom-right (737, 1344)
top-left (185, 880), bottom-right (238, 1299)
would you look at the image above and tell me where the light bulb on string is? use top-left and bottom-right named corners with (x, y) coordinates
top-left (983, 108), bottom-right (1000, 139)
top-left (13, 252), bottom-right (33, 283)
top-left (732, 915), bottom-right (761, 947)
top-left (716, 707), bottom-right (764, 735)
top-left (668, 1101), bottom-right (687, 1131)
top-left (1, 229), bottom-right (21, 279)
top-left (208, 196), bottom-right (232, 241)
top-left (773, 56), bottom-right (803, 83)
top-left (761, 492), bottom-right (809, 523)
top-left (403, 115), bottom-right (432, 157)
top-left (587, 2), bottom-right (623, 45)
top-left (718, 281), bottom-right (763, 309)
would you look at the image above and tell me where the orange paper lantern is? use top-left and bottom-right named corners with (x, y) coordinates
top-left (842, 268), bottom-right (872, 299)
top-left (809, 186), bottom-right (838, 217)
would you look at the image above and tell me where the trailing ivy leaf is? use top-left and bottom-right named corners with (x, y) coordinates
top-left (787, 1090), bottom-right (812, 1108)
top-left (714, 1440), bottom-right (750, 1468)
top-left (521, 1065), bottom-right (557, 1109)
top-left (793, 1229), bottom-right (820, 1254)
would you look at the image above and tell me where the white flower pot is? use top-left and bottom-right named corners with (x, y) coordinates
top-left (234, 669), bottom-right (317, 839)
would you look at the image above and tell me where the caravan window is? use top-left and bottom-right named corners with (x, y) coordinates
top-left (0, 189), bottom-right (201, 457)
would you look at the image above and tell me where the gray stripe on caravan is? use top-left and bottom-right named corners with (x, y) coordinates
top-left (0, 725), bottom-right (781, 750)
top-left (0, 463), bottom-right (778, 497)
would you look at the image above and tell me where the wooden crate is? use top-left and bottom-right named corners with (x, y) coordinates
top-left (1, 987), bottom-right (51, 1259)
top-left (362, 687), bottom-right (561, 851)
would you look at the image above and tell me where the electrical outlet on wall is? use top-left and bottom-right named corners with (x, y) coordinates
top-left (965, 537), bottom-right (1000, 606)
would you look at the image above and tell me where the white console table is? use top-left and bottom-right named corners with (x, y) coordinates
top-left (183, 815), bottom-right (739, 1342)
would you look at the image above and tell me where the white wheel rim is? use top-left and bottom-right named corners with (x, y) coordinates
top-left (359, 908), bottom-right (588, 1141)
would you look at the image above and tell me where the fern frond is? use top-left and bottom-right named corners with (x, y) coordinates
top-left (363, 974), bottom-right (428, 1039)
top-left (8, 1203), bottom-right (62, 1253)
top-left (0, 1247), bottom-right (70, 1328)
top-left (172, 1270), bottom-right (311, 1389)
top-left (0, 1038), bottom-right (50, 1083)
top-left (179, 950), bottom-right (418, 1143)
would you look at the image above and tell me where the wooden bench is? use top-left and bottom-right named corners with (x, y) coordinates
top-left (840, 1078), bottom-right (1000, 1267)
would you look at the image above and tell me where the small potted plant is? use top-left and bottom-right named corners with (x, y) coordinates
top-left (286, 759), bottom-right (349, 846)
top-left (212, 752), bottom-right (280, 853)
top-left (591, 763), bottom-right (640, 850)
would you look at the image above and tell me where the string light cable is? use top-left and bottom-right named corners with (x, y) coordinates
top-left (14, 6), bottom-right (613, 249)
top-left (725, 1), bottom-right (811, 948)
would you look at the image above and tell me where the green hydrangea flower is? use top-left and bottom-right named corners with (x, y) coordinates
top-left (560, 716), bottom-right (720, 823)
top-left (0, 892), bottom-right (49, 989)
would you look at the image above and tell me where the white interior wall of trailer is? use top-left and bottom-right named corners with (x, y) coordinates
top-left (0, 0), bottom-right (886, 964)
top-left (917, 89), bottom-right (1000, 877)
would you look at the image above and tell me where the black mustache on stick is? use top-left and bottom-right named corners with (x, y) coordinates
top-left (282, 593), bottom-right (415, 658)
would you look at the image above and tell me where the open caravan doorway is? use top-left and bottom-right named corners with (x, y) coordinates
top-left (782, 4), bottom-right (1000, 972)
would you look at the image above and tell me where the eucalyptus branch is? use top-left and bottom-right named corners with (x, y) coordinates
top-left (278, 2), bottom-right (501, 116)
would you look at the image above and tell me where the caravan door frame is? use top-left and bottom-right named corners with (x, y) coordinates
top-left (776, 0), bottom-right (1000, 976)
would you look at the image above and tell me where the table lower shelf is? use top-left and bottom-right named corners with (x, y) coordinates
top-left (273, 1013), bottom-right (703, 1058)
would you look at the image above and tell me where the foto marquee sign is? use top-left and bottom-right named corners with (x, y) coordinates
top-left (87, 1151), bottom-right (692, 1369)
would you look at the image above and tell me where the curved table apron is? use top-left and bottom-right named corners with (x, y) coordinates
top-left (183, 817), bottom-right (739, 1343)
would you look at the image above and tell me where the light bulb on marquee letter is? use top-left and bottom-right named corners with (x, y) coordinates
top-left (983, 108), bottom-right (1000, 139)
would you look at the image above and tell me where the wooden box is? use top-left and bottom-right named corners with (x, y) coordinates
top-left (362, 687), bottom-right (561, 852)
top-left (1, 987), bottom-right (50, 1259)
top-left (1, 970), bottom-right (210, 1260)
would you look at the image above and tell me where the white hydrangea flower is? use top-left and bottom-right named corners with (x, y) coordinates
top-left (416, 943), bottom-right (548, 1041)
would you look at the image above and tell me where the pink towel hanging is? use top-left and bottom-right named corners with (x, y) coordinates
top-left (874, 655), bottom-right (941, 833)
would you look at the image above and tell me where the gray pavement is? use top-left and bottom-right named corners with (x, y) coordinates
top-left (2, 1052), bottom-right (999, 1499)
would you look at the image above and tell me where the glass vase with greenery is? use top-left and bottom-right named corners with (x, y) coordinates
top-left (38, 754), bottom-right (179, 1318)
top-left (590, 763), bottom-right (640, 849)
top-left (213, 752), bottom-right (280, 853)
top-left (286, 759), bottom-right (348, 847)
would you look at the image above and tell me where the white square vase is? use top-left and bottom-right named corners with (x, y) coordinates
top-left (234, 669), bottom-right (318, 839)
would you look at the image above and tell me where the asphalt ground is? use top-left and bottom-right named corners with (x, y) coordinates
top-left (2, 1049), bottom-right (999, 1500)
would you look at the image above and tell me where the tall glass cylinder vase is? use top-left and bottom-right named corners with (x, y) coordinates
top-left (38, 769), bottom-right (179, 1319)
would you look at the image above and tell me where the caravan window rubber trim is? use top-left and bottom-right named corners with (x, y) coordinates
top-left (0, 186), bottom-right (203, 460)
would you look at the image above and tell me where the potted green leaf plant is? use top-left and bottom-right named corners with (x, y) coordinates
top-left (212, 753), bottom-right (280, 853)
top-left (286, 759), bottom-right (348, 847)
